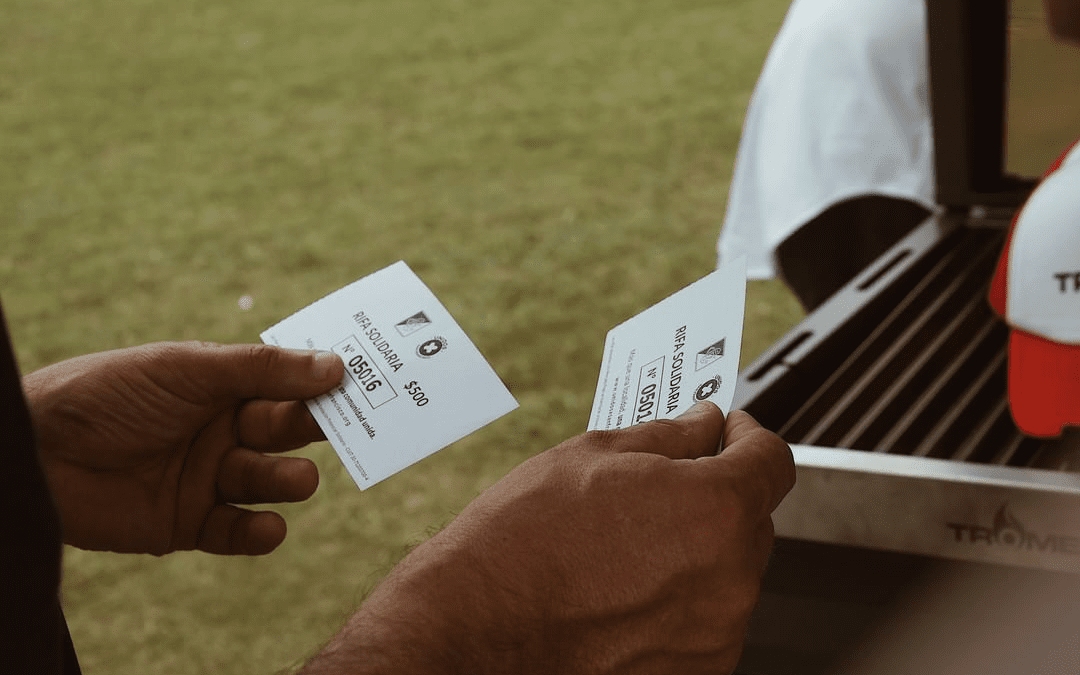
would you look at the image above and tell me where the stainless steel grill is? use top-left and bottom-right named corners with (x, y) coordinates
top-left (751, 216), bottom-right (1054, 467)
top-left (734, 213), bottom-right (1080, 575)
top-left (773, 222), bottom-right (1022, 460)
top-left (732, 217), bottom-right (1080, 674)
top-left (731, 2), bottom-right (1080, 673)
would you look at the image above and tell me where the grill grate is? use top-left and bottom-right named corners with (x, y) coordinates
top-left (773, 225), bottom-right (1048, 468)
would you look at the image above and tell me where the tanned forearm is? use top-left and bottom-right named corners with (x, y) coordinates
top-left (299, 535), bottom-right (527, 675)
top-left (299, 406), bottom-right (795, 675)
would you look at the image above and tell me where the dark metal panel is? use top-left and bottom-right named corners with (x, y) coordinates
top-left (735, 216), bottom-right (962, 433)
top-left (927, 0), bottom-right (1037, 208)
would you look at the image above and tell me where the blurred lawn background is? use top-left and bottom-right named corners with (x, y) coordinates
top-left (2, 0), bottom-right (802, 671)
top-left (4, 0), bottom-right (1080, 672)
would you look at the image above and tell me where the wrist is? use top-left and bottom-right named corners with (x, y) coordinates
top-left (302, 533), bottom-right (531, 675)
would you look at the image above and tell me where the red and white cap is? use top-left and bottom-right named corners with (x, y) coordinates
top-left (988, 140), bottom-right (1080, 437)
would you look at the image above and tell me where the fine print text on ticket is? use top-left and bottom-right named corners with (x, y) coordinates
top-left (262, 261), bottom-right (519, 490)
top-left (588, 257), bottom-right (747, 431)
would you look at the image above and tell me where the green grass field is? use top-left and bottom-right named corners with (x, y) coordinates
top-left (3, 0), bottom-right (801, 672)
top-left (8, 0), bottom-right (1076, 671)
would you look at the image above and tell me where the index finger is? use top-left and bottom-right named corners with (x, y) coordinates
top-left (142, 342), bottom-right (345, 403)
top-left (700, 410), bottom-right (795, 518)
top-left (235, 399), bottom-right (326, 452)
top-left (580, 400), bottom-right (727, 460)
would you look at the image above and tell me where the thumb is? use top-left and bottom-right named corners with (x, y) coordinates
top-left (150, 342), bottom-right (345, 402)
top-left (698, 410), bottom-right (795, 519)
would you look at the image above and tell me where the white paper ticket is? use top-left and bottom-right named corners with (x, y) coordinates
top-left (261, 261), bottom-right (519, 489)
top-left (588, 258), bottom-right (747, 431)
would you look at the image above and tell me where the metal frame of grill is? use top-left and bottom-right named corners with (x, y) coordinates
top-left (731, 2), bottom-right (1080, 672)
top-left (736, 213), bottom-right (1080, 574)
top-left (730, 0), bottom-right (1080, 576)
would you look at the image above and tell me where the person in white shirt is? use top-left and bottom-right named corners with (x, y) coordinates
top-left (717, 0), bottom-right (935, 312)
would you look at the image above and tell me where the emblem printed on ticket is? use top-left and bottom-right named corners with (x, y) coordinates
top-left (587, 257), bottom-right (747, 431)
top-left (261, 261), bottom-right (518, 489)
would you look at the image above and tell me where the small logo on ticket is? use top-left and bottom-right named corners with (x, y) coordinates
top-left (695, 338), bottom-right (726, 371)
top-left (694, 376), bottom-right (721, 401)
top-left (417, 336), bottom-right (448, 358)
top-left (396, 311), bottom-right (432, 337)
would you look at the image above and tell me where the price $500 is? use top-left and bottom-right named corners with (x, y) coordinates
top-left (404, 381), bottom-right (430, 407)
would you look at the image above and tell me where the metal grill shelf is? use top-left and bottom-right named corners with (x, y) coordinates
top-left (752, 221), bottom-right (1046, 466)
top-left (734, 214), bottom-right (1080, 574)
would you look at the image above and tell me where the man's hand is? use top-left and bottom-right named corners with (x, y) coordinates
top-left (23, 342), bottom-right (344, 556)
top-left (304, 402), bottom-right (795, 675)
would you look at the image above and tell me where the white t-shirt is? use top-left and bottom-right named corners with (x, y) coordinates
top-left (717, 0), bottom-right (937, 279)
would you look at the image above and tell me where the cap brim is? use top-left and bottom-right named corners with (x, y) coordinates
top-left (1009, 330), bottom-right (1080, 438)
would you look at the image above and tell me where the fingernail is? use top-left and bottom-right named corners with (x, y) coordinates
top-left (311, 350), bottom-right (341, 380)
top-left (677, 401), bottom-right (717, 419)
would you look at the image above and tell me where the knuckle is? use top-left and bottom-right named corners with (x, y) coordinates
top-left (142, 340), bottom-right (189, 361)
top-left (759, 432), bottom-right (796, 490)
top-left (242, 343), bottom-right (283, 379)
top-left (644, 417), bottom-right (691, 441)
top-left (578, 429), bottom-right (620, 451)
top-left (626, 418), bottom-right (690, 451)
top-left (708, 480), bottom-right (752, 521)
top-left (574, 428), bottom-right (637, 454)
top-left (568, 416), bottom-right (694, 456)
top-left (144, 340), bottom-right (220, 370)
top-left (646, 416), bottom-right (691, 433)
top-left (243, 342), bottom-right (276, 364)
top-left (740, 423), bottom-right (777, 448)
top-left (129, 341), bottom-right (198, 386)
top-left (170, 339), bottom-right (219, 354)
top-left (737, 426), bottom-right (796, 492)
